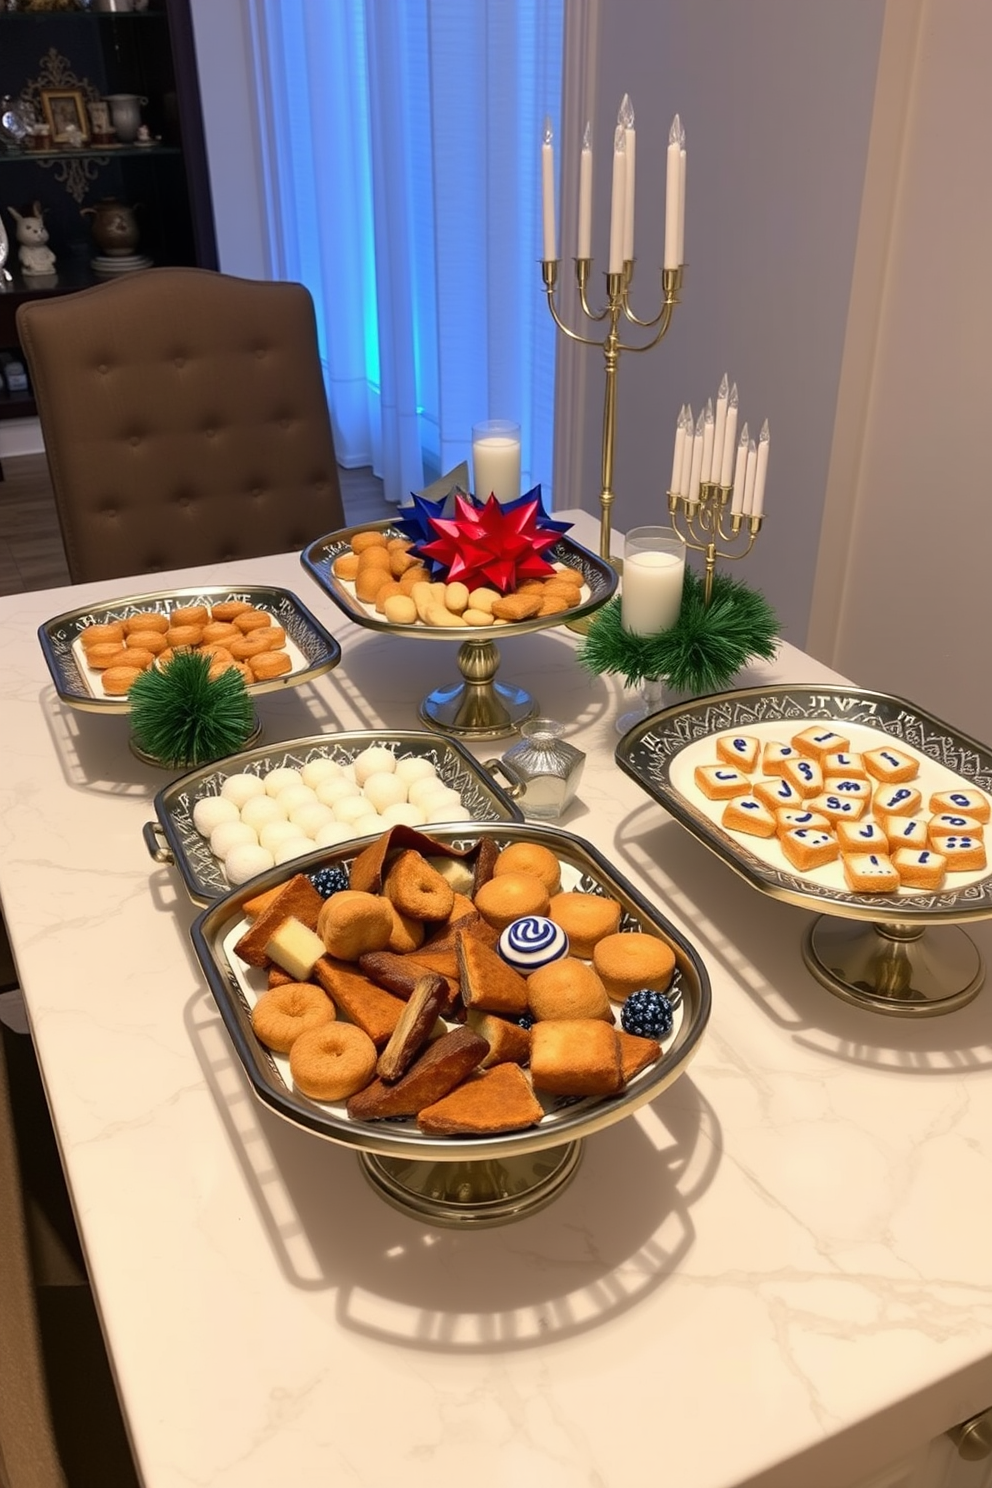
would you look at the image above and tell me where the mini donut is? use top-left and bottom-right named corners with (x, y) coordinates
top-left (201, 621), bottom-right (240, 646)
top-left (125, 629), bottom-right (168, 655)
top-left (332, 552), bottom-right (360, 580)
top-left (165, 625), bottom-right (204, 649)
top-left (474, 872), bottom-right (550, 932)
top-left (526, 957), bottom-right (612, 1021)
top-left (290, 1021), bottom-right (378, 1100)
top-left (157, 648), bottom-right (176, 668)
top-left (123, 611), bottom-right (169, 634)
top-left (101, 665), bottom-right (142, 696)
top-left (85, 642), bottom-right (128, 670)
top-left (229, 633), bottom-right (275, 660)
top-left (170, 605), bottom-right (209, 628)
top-left (251, 981), bottom-right (336, 1054)
top-left (253, 626), bottom-right (287, 651)
top-left (382, 851), bottom-right (455, 922)
top-left (593, 932), bottom-right (676, 1000)
top-left (351, 529), bottom-right (389, 553)
top-left (250, 651), bottom-right (293, 680)
top-left (233, 609), bottom-right (272, 633)
top-left (210, 600), bottom-right (254, 621)
top-left (498, 915), bottom-right (569, 972)
top-left (80, 621), bottom-right (126, 649)
top-left (208, 657), bottom-right (252, 683)
top-left (316, 889), bottom-right (394, 960)
top-left (115, 647), bottom-right (155, 673)
top-left (548, 892), bottom-right (623, 958)
top-left (493, 842), bottom-right (561, 895)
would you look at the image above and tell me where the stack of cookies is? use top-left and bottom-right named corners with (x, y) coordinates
top-left (231, 829), bottom-right (681, 1135)
top-left (694, 726), bottom-right (989, 892)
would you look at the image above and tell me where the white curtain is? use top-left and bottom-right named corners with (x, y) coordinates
top-left (248, 0), bottom-right (564, 506)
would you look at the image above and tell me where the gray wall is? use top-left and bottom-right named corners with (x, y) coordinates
top-left (557, 0), bottom-right (886, 648)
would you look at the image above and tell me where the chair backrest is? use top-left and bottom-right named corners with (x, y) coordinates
top-left (16, 268), bottom-right (345, 584)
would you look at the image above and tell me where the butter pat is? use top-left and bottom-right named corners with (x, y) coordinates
top-left (265, 917), bottom-right (326, 981)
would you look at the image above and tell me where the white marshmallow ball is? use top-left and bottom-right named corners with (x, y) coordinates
top-left (361, 770), bottom-right (408, 813)
top-left (313, 820), bottom-right (356, 849)
top-left (380, 801), bottom-right (428, 828)
top-left (290, 802), bottom-right (336, 838)
top-left (408, 777), bottom-right (455, 810)
top-left (315, 777), bottom-right (361, 808)
top-left (193, 795), bottom-right (240, 837)
top-left (272, 837), bottom-right (315, 865)
top-left (225, 843), bottom-right (275, 885)
top-left (301, 757), bottom-right (343, 789)
top-left (264, 767), bottom-right (304, 798)
top-left (210, 820), bottom-right (258, 859)
top-left (395, 757), bottom-right (438, 786)
top-left (220, 772), bottom-right (266, 808)
top-left (275, 784), bottom-right (318, 817)
top-left (425, 804), bottom-right (472, 824)
top-left (353, 746), bottom-right (396, 785)
top-left (259, 819), bottom-right (302, 853)
top-left (239, 795), bottom-right (286, 832)
top-left (349, 813), bottom-right (384, 838)
top-left (334, 795), bottom-right (375, 826)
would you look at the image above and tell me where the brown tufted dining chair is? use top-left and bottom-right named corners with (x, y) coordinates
top-left (16, 268), bottom-right (345, 585)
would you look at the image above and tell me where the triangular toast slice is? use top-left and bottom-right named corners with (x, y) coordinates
top-left (456, 930), bottom-right (529, 1016)
top-left (312, 957), bottom-right (405, 1047)
top-left (234, 874), bottom-right (323, 967)
top-left (417, 1062), bottom-right (544, 1135)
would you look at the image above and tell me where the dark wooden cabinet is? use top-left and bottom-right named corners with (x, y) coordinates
top-left (0, 0), bottom-right (217, 420)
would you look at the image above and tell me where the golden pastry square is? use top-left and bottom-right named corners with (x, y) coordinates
top-left (880, 815), bottom-right (929, 852)
top-left (715, 733), bottom-right (760, 772)
top-left (808, 791), bottom-right (867, 823)
top-left (775, 808), bottom-right (831, 836)
top-left (791, 726), bottom-right (851, 762)
top-left (780, 827), bottom-right (839, 872)
top-left (842, 852), bottom-right (900, 893)
top-left (761, 741), bottom-right (800, 778)
top-left (721, 796), bottom-right (777, 838)
top-left (872, 784), bottom-right (923, 819)
top-left (836, 817), bottom-right (889, 853)
top-left (781, 756), bottom-right (823, 798)
top-left (892, 847), bottom-right (946, 890)
top-left (929, 789), bottom-right (991, 825)
top-left (938, 834), bottom-right (987, 873)
top-left (752, 777), bottom-right (804, 813)
top-left (822, 750), bottom-right (866, 780)
top-left (821, 777), bottom-right (872, 806)
top-left (862, 746), bottom-right (919, 784)
top-left (693, 764), bottom-right (751, 800)
top-left (928, 812), bottom-right (985, 845)
top-left (529, 1019), bottom-right (623, 1097)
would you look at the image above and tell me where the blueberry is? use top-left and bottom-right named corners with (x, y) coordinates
top-left (517, 1012), bottom-right (535, 1030)
top-left (309, 864), bottom-right (350, 898)
top-left (620, 989), bottom-right (674, 1039)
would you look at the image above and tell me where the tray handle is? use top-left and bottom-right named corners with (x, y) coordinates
top-left (482, 759), bottom-right (525, 800)
top-left (142, 821), bottom-right (175, 866)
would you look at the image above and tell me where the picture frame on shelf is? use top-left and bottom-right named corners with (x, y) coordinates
top-left (40, 88), bottom-right (90, 146)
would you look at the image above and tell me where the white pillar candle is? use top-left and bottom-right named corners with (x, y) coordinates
top-left (677, 120), bottom-right (686, 265)
top-left (712, 375), bottom-right (728, 483)
top-left (752, 419), bottom-right (770, 518)
top-left (742, 436), bottom-right (758, 515)
top-left (609, 125), bottom-right (626, 275)
top-left (541, 116), bottom-right (556, 261)
top-left (687, 417), bottom-right (704, 503)
top-left (731, 422), bottom-right (749, 515)
top-left (670, 405), bottom-right (686, 493)
top-left (578, 121), bottom-right (592, 259)
top-left (679, 406), bottom-right (695, 498)
top-left (472, 421), bottom-right (521, 504)
top-left (619, 94), bottom-right (635, 263)
top-left (719, 382), bottom-right (739, 487)
top-left (664, 115), bottom-right (681, 270)
top-left (700, 398), bottom-right (715, 484)
top-left (622, 545), bottom-right (686, 636)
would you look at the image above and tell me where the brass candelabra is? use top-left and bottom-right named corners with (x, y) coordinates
top-left (541, 258), bottom-right (682, 567)
top-left (668, 479), bottom-right (763, 607)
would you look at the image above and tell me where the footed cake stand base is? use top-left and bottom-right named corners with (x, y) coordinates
top-left (359, 1141), bottom-right (583, 1227)
top-left (802, 916), bottom-right (984, 1018)
top-left (419, 638), bottom-right (537, 740)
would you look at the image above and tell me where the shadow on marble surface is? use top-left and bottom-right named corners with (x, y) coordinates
top-left (184, 987), bottom-right (722, 1348)
top-left (613, 796), bottom-right (992, 1074)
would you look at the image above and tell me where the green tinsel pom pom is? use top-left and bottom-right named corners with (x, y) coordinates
top-left (128, 650), bottom-right (255, 768)
top-left (578, 567), bottom-right (779, 695)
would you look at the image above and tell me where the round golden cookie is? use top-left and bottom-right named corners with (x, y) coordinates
top-left (332, 552), bottom-right (360, 580)
top-left (229, 633), bottom-right (274, 661)
top-left (474, 873), bottom-right (550, 931)
top-left (80, 621), bottom-right (125, 649)
top-left (250, 981), bottom-right (335, 1054)
top-left (115, 647), bottom-right (154, 673)
top-left (123, 611), bottom-right (169, 634)
top-left (170, 606), bottom-right (209, 628)
top-left (593, 932), bottom-right (676, 1000)
top-left (316, 890), bottom-right (394, 961)
top-left (493, 842), bottom-right (561, 895)
top-left (201, 621), bottom-right (240, 646)
top-left (165, 625), bottom-right (204, 649)
top-left (210, 600), bottom-right (254, 622)
top-left (249, 651), bottom-right (292, 681)
top-left (526, 958), bottom-right (612, 1021)
top-left (289, 1021), bottom-right (377, 1101)
top-left (85, 642), bottom-right (128, 670)
top-left (233, 609), bottom-right (272, 633)
top-left (209, 657), bottom-right (252, 683)
top-left (125, 629), bottom-right (168, 655)
top-left (101, 665), bottom-right (142, 696)
top-left (351, 529), bottom-right (389, 554)
top-left (548, 892), bottom-right (622, 958)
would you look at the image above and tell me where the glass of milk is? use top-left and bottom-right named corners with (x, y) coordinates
top-left (472, 420), bottom-right (521, 504)
top-left (621, 525), bottom-right (686, 636)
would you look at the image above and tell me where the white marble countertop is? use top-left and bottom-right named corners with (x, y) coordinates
top-left (1, 512), bottom-right (990, 1488)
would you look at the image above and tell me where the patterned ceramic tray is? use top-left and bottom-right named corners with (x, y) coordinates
top-left (38, 584), bottom-right (341, 715)
top-left (616, 684), bottom-right (992, 923)
top-left (147, 730), bottom-right (523, 906)
top-left (300, 521), bottom-right (618, 639)
top-left (189, 820), bottom-right (711, 1161)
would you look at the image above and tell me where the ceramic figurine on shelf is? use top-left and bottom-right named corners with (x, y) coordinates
top-left (8, 203), bottom-right (56, 275)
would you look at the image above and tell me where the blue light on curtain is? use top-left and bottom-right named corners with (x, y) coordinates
top-left (248, 0), bottom-right (564, 506)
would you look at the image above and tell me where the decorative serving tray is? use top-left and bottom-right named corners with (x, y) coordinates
top-left (38, 584), bottom-right (342, 715)
top-left (300, 520), bottom-right (618, 639)
top-left (616, 684), bottom-right (992, 923)
top-left (189, 821), bottom-right (711, 1164)
top-left (149, 730), bottom-right (524, 906)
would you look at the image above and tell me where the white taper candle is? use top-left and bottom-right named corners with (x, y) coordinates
top-left (742, 436), bottom-right (758, 515)
top-left (731, 422), bottom-right (749, 515)
top-left (541, 116), bottom-right (556, 261)
top-left (700, 398), bottom-right (715, 484)
top-left (670, 405), bottom-right (686, 493)
top-left (712, 375), bottom-right (728, 484)
top-left (719, 383), bottom-right (739, 487)
top-left (619, 94), bottom-right (635, 264)
top-left (578, 121), bottom-right (592, 259)
top-left (679, 406), bottom-right (695, 497)
top-left (609, 125), bottom-right (626, 275)
top-left (664, 115), bottom-right (681, 270)
top-left (687, 416), bottom-right (704, 503)
top-left (752, 419), bottom-right (770, 518)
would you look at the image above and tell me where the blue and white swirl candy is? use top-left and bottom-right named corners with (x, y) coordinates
top-left (498, 915), bottom-right (569, 972)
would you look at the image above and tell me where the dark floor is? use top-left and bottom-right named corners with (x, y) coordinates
top-left (0, 454), bottom-right (391, 596)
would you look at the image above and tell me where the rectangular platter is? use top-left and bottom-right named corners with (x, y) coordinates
top-left (150, 730), bottom-right (524, 906)
top-left (615, 684), bottom-right (992, 922)
top-left (38, 584), bottom-right (342, 716)
top-left (189, 821), bottom-right (712, 1161)
top-left (300, 521), bottom-right (618, 638)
